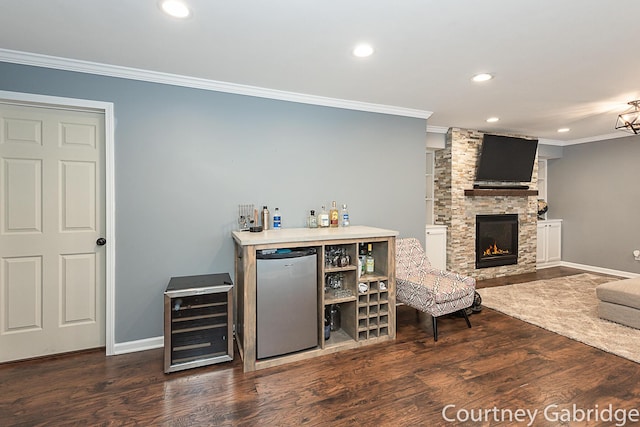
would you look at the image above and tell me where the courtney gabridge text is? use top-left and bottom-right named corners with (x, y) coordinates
top-left (442, 403), bottom-right (640, 426)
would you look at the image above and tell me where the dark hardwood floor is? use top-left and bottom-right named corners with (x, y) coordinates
top-left (2, 267), bottom-right (639, 426)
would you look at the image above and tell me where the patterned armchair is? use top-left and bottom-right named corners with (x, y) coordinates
top-left (396, 237), bottom-right (476, 341)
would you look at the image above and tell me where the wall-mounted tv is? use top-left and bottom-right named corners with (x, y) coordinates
top-left (475, 134), bottom-right (538, 183)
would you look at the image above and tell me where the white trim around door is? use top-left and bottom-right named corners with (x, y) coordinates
top-left (0, 90), bottom-right (116, 356)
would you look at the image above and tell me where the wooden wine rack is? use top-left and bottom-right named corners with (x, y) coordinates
top-left (232, 226), bottom-right (397, 372)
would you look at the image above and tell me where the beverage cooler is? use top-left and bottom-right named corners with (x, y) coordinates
top-left (164, 273), bottom-right (234, 373)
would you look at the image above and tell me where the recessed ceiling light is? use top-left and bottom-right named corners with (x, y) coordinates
top-left (353, 44), bottom-right (374, 58)
top-left (472, 73), bottom-right (493, 82)
top-left (161, 0), bottom-right (190, 18)
top-left (557, 128), bottom-right (570, 133)
top-left (486, 117), bottom-right (499, 123)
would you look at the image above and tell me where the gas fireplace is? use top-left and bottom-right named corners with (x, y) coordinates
top-left (476, 214), bottom-right (518, 269)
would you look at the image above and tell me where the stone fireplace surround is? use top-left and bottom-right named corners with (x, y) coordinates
top-left (434, 128), bottom-right (538, 280)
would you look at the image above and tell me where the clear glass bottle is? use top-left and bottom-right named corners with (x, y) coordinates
top-left (308, 210), bottom-right (318, 228)
top-left (329, 201), bottom-right (339, 228)
top-left (319, 205), bottom-right (330, 228)
top-left (365, 243), bottom-right (375, 274)
top-left (341, 204), bottom-right (350, 227)
top-left (273, 207), bottom-right (281, 229)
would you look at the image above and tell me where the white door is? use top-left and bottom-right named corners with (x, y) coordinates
top-left (0, 103), bottom-right (105, 362)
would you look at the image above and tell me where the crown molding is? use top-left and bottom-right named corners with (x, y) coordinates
top-left (540, 132), bottom-right (636, 147)
top-left (425, 129), bottom-right (630, 147)
top-left (426, 125), bottom-right (449, 134)
top-left (562, 132), bottom-right (637, 146)
top-left (537, 138), bottom-right (565, 146)
top-left (0, 48), bottom-right (432, 120)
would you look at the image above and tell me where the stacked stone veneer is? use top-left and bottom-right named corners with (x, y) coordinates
top-left (435, 128), bottom-right (538, 280)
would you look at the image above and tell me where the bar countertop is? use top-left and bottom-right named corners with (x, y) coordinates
top-left (231, 225), bottom-right (399, 246)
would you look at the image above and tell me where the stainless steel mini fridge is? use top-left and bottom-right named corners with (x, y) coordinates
top-left (256, 248), bottom-right (318, 359)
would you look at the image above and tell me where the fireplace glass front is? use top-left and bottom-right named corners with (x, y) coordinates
top-left (476, 214), bottom-right (518, 269)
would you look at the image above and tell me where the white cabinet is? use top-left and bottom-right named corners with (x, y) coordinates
top-left (537, 219), bottom-right (562, 268)
top-left (425, 225), bottom-right (447, 270)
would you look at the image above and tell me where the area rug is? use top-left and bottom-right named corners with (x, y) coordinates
top-left (477, 273), bottom-right (640, 364)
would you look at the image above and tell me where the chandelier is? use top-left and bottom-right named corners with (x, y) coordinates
top-left (615, 100), bottom-right (640, 134)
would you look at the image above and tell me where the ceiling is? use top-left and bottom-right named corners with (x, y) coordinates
top-left (1, 0), bottom-right (640, 144)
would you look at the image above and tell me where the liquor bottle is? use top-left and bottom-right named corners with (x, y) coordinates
top-left (273, 207), bottom-right (281, 229)
top-left (359, 243), bottom-right (366, 276)
top-left (324, 307), bottom-right (331, 340)
top-left (261, 206), bottom-right (269, 230)
top-left (324, 315), bottom-right (330, 340)
top-left (308, 210), bottom-right (318, 228)
top-left (330, 304), bottom-right (341, 331)
top-left (341, 204), bottom-right (350, 227)
top-left (319, 205), bottom-right (330, 228)
top-left (365, 243), bottom-right (375, 274)
top-left (329, 201), bottom-right (339, 227)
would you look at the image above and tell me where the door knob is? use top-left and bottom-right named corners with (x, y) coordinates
top-left (96, 238), bottom-right (107, 246)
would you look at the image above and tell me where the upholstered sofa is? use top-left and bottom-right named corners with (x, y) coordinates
top-left (596, 277), bottom-right (640, 330)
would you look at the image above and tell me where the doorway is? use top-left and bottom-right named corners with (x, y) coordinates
top-left (0, 91), bottom-right (115, 361)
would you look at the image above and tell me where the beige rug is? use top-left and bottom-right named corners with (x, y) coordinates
top-left (478, 273), bottom-right (640, 364)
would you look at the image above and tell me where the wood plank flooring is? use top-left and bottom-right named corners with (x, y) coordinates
top-left (2, 267), bottom-right (639, 426)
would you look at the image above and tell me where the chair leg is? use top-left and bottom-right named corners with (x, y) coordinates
top-left (432, 316), bottom-right (438, 341)
top-left (431, 310), bottom-right (470, 342)
top-left (461, 308), bottom-right (472, 328)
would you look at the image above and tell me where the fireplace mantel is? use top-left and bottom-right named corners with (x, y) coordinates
top-left (464, 189), bottom-right (538, 197)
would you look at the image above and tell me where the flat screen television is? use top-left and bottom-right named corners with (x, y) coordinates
top-left (475, 134), bottom-right (538, 182)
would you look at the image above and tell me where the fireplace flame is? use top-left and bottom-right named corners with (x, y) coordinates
top-left (483, 242), bottom-right (510, 257)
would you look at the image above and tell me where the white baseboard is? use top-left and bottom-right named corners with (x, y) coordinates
top-left (536, 261), bottom-right (562, 269)
top-left (560, 261), bottom-right (640, 279)
top-left (113, 336), bottom-right (164, 355)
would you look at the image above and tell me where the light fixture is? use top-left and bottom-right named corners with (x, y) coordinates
top-left (353, 44), bottom-right (374, 58)
top-left (616, 100), bottom-right (640, 134)
top-left (472, 73), bottom-right (493, 82)
top-left (557, 128), bottom-right (570, 133)
top-left (161, 0), bottom-right (190, 18)
top-left (486, 117), bottom-right (499, 123)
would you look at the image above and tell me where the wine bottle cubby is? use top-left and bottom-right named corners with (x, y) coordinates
top-left (321, 240), bottom-right (392, 348)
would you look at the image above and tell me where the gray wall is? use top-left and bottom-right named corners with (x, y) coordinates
top-left (0, 62), bottom-right (427, 343)
top-left (549, 134), bottom-right (640, 274)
